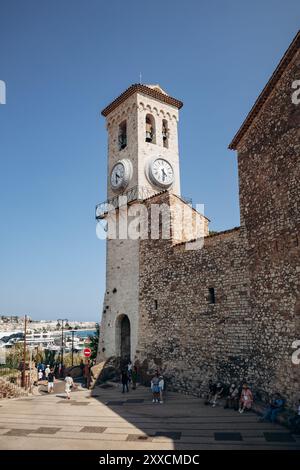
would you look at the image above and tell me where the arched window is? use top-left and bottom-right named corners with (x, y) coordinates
top-left (162, 119), bottom-right (169, 148)
top-left (118, 120), bottom-right (127, 150)
top-left (145, 114), bottom-right (156, 144)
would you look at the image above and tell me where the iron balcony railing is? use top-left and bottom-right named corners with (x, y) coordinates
top-left (95, 185), bottom-right (193, 219)
top-left (95, 185), bottom-right (157, 219)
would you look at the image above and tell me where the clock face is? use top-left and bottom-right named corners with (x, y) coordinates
top-left (149, 158), bottom-right (174, 188)
top-left (111, 162), bottom-right (125, 189)
top-left (110, 159), bottom-right (132, 191)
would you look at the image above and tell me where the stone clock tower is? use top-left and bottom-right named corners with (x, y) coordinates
top-left (96, 84), bottom-right (183, 363)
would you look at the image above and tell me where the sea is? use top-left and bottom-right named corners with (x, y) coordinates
top-left (64, 329), bottom-right (96, 339)
top-left (75, 329), bottom-right (96, 338)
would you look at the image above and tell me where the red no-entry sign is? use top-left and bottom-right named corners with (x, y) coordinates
top-left (83, 347), bottom-right (91, 358)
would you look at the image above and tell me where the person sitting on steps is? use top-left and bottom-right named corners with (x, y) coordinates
top-left (224, 383), bottom-right (239, 410)
top-left (211, 382), bottom-right (224, 407)
top-left (259, 393), bottom-right (285, 423)
top-left (239, 383), bottom-right (253, 413)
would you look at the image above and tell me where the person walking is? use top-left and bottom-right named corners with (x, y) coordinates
top-left (83, 360), bottom-right (91, 389)
top-left (54, 363), bottom-right (59, 379)
top-left (45, 365), bottom-right (50, 380)
top-left (151, 372), bottom-right (160, 403)
top-left (131, 366), bottom-right (138, 390)
top-left (38, 369), bottom-right (43, 382)
top-left (47, 368), bottom-right (55, 393)
top-left (159, 375), bottom-right (164, 404)
top-left (65, 373), bottom-right (74, 400)
top-left (79, 359), bottom-right (84, 377)
top-left (121, 369), bottom-right (129, 393)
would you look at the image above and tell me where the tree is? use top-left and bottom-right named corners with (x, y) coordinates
top-left (5, 343), bottom-right (28, 369)
top-left (33, 348), bottom-right (45, 366)
top-left (88, 323), bottom-right (99, 361)
top-left (44, 349), bottom-right (56, 365)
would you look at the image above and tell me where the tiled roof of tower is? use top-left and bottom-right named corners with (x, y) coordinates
top-left (229, 30), bottom-right (300, 150)
top-left (101, 84), bottom-right (183, 117)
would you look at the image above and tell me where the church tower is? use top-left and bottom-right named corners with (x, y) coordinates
top-left (96, 84), bottom-right (183, 363)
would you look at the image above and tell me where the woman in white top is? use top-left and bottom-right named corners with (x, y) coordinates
top-left (45, 365), bottom-right (50, 379)
top-left (65, 373), bottom-right (74, 400)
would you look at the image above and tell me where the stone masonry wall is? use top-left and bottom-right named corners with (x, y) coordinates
top-left (136, 191), bottom-right (251, 395)
top-left (235, 47), bottom-right (300, 404)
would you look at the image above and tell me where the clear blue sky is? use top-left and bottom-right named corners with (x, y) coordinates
top-left (0, 1), bottom-right (299, 321)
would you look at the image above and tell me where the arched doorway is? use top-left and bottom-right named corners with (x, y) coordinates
top-left (115, 314), bottom-right (131, 362)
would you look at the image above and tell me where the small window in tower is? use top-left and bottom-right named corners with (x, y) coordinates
top-left (145, 114), bottom-right (156, 144)
top-left (154, 299), bottom-right (158, 310)
top-left (118, 120), bottom-right (127, 150)
top-left (208, 287), bottom-right (216, 304)
top-left (162, 119), bottom-right (169, 148)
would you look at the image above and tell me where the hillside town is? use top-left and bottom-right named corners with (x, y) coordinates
top-left (0, 315), bottom-right (97, 357)
top-left (0, 315), bottom-right (96, 333)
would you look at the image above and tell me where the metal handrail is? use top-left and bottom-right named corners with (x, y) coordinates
top-left (95, 185), bottom-right (158, 219)
top-left (95, 186), bottom-right (193, 219)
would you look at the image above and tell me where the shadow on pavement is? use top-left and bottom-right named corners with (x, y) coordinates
top-left (88, 381), bottom-right (299, 450)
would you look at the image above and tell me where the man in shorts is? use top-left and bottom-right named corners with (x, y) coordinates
top-left (47, 368), bottom-right (55, 393)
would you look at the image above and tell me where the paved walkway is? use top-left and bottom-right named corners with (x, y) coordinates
top-left (0, 381), bottom-right (299, 450)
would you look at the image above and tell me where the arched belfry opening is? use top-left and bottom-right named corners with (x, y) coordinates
top-left (118, 120), bottom-right (127, 150)
top-left (145, 114), bottom-right (156, 143)
top-left (162, 119), bottom-right (169, 148)
top-left (115, 314), bottom-right (131, 362)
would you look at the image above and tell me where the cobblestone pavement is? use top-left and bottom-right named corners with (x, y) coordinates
top-left (0, 381), bottom-right (299, 450)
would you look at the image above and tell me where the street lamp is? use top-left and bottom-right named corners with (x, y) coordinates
top-left (57, 318), bottom-right (69, 376)
top-left (28, 345), bottom-right (35, 392)
top-left (69, 330), bottom-right (75, 366)
top-left (21, 314), bottom-right (28, 388)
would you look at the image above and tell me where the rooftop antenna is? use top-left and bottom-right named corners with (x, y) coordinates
top-left (139, 72), bottom-right (142, 84)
